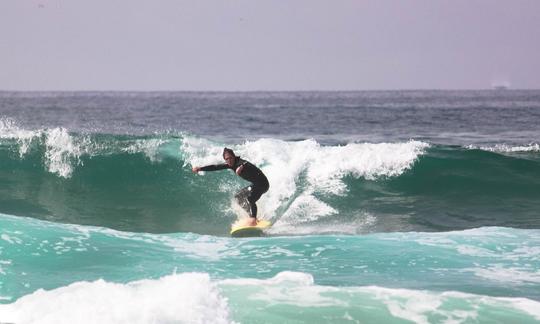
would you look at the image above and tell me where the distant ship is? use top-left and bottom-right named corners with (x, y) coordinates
top-left (493, 85), bottom-right (509, 90)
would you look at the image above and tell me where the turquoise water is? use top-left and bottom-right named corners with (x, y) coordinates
top-left (1, 214), bottom-right (540, 323)
top-left (1, 91), bottom-right (540, 323)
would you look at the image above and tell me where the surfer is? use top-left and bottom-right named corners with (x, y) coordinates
top-left (192, 148), bottom-right (269, 226)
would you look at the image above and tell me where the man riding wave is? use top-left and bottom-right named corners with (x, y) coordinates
top-left (192, 148), bottom-right (269, 226)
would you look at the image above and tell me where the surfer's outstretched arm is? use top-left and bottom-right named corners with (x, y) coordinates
top-left (192, 164), bottom-right (229, 173)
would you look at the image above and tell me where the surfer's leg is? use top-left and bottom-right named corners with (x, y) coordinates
top-left (234, 186), bottom-right (252, 215)
top-left (248, 197), bottom-right (258, 218)
top-left (247, 183), bottom-right (268, 218)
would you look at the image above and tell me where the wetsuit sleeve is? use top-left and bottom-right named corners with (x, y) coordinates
top-left (199, 164), bottom-right (230, 172)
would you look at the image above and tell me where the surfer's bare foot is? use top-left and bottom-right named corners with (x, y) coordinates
top-left (247, 218), bottom-right (257, 226)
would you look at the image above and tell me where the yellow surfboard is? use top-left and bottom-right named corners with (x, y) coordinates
top-left (230, 219), bottom-right (271, 237)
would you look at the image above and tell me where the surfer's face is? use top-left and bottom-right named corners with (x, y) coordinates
top-left (224, 152), bottom-right (235, 167)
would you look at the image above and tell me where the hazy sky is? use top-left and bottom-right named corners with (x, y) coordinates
top-left (1, 0), bottom-right (539, 91)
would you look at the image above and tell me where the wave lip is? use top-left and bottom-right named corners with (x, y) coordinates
top-left (1, 119), bottom-right (89, 177)
top-left (0, 118), bottom-right (180, 178)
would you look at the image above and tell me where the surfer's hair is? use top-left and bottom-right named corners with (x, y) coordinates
top-left (223, 147), bottom-right (235, 158)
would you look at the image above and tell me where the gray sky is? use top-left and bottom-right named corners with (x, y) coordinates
top-left (1, 0), bottom-right (539, 91)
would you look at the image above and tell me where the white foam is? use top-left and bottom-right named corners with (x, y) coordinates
top-left (467, 143), bottom-right (540, 153)
top-left (181, 136), bottom-right (226, 169)
top-left (3, 214), bottom-right (238, 261)
top-left (408, 227), bottom-right (540, 262)
top-left (455, 245), bottom-right (499, 258)
top-left (0, 259), bottom-right (12, 275)
top-left (220, 272), bottom-right (348, 307)
top-left (1, 234), bottom-right (22, 245)
top-left (511, 246), bottom-right (540, 262)
top-left (464, 264), bottom-right (540, 285)
top-left (220, 271), bottom-right (540, 322)
top-left (278, 193), bottom-right (338, 224)
top-left (501, 297), bottom-right (540, 320)
top-left (183, 137), bottom-right (428, 223)
top-left (43, 127), bottom-right (88, 178)
top-left (221, 271), bottom-right (314, 287)
top-left (0, 118), bottom-right (38, 157)
top-left (270, 212), bottom-right (377, 235)
top-left (306, 140), bottom-right (429, 183)
top-left (78, 224), bottom-right (238, 261)
top-left (371, 287), bottom-right (447, 324)
top-left (0, 119), bottom-right (89, 178)
top-left (0, 273), bottom-right (233, 324)
top-left (123, 138), bottom-right (167, 162)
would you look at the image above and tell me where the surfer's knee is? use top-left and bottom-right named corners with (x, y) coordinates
top-left (247, 195), bottom-right (256, 204)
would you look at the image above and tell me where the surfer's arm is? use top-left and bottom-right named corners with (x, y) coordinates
top-left (193, 164), bottom-right (229, 173)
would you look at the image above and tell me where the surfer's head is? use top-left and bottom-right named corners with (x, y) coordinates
top-left (223, 147), bottom-right (236, 167)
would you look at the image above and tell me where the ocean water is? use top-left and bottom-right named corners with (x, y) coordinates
top-left (1, 90), bottom-right (540, 323)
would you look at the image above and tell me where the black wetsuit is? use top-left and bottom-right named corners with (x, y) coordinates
top-left (200, 157), bottom-right (269, 218)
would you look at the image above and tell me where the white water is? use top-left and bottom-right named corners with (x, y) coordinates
top-left (183, 136), bottom-right (428, 226)
top-left (3, 271), bottom-right (539, 324)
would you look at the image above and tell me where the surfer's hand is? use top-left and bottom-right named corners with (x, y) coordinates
top-left (235, 164), bottom-right (244, 175)
top-left (192, 166), bottom-right (201, 173)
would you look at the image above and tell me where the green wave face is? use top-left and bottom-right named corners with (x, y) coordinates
top-left (1, 130), bottom-right (540, 235)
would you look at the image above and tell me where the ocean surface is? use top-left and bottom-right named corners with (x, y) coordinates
top-left (1, 90), bottom-right (540, 323)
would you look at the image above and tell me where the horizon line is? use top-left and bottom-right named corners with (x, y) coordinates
top-left (1, 88), bottom-right (538, 93)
